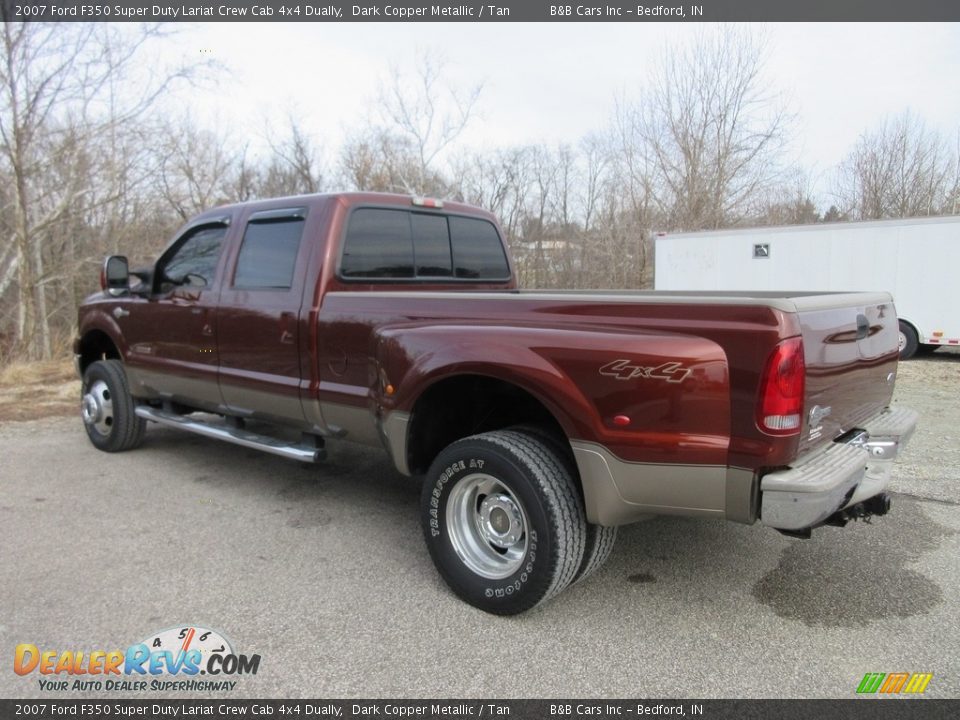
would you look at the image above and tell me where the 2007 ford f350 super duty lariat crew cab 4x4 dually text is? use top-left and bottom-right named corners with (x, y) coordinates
top-left (75, 192), bottom-right (918, 614)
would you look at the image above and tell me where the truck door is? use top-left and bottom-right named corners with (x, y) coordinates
top-left (122, 220), bottom-right (231, 411)
top-left (216, 207), bottom-right (312, 425)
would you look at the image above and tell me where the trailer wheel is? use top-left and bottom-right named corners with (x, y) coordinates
top-left (898, 320), bottom-right (919, 360)
top-left (422, 430), bottom-right (586, 615)
top-left (81, 359), bottom-right (146, 452)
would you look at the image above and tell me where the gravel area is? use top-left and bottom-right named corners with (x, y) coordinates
top-left (890, 348), bottom-right (960, 505)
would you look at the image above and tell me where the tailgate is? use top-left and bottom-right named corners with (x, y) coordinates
top-left (794, 293), bottom-right (900, 455)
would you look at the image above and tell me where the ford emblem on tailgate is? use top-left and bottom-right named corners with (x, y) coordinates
top-left (809, 405), bottom-right (832, 426)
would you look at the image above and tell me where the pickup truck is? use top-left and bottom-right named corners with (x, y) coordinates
top-left (75, 191), bottom-right (919, 615)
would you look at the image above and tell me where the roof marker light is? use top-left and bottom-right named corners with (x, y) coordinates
top-left (412, 196), bottom-right (444, 209)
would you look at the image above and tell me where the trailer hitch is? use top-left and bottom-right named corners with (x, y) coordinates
top-left (825, 493), bottom-right (892, 527)
top-left (777, 493), bottom-right (892, 539)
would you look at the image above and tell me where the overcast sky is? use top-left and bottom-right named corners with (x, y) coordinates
top-left (174, 22), bottom-right (960, 203)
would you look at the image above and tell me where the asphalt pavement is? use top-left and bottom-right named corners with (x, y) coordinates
top-left (1, 352), bottom-right (957, 699)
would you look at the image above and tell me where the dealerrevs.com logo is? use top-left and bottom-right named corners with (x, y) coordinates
top-left (14, 625), bottom-right (260, 692)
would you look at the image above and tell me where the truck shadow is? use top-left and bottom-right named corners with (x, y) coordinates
top-left (748, 498), bottom-right (951, 626)
top-left (139, 423), bottom-right (426, 537)
top-left (610, 497), bottom-right (950, 627)
top-left (136, 425), bottom-right (953, 624)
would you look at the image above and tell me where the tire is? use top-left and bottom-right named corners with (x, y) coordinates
top-left (421, 430), bottom-right (587, 615)
top-left (81, 359), bottom-right (146, 452)
top-left (574, 522), bottom-right (618, 585)
top-left (898, 320), bottom-right (919, 360)
top-left (510, 424), bottom-right (618, 584)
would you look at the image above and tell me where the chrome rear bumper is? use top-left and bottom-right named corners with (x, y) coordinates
top-left (760, 406), bottom-right (919, 531)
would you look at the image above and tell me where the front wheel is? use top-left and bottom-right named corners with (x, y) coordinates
top-left (81, 359), bottom-right (146, 452)
top-left (422, 430), bottom-right (587, 615)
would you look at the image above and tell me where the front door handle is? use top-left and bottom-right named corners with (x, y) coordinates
top-left (112, 307), bottom-right (129, 319)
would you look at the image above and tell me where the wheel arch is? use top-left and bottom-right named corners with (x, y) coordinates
top-left (897, 317), bottom-right (922, 360)
top-left (76, 328), bottom-right (122, 376)
top-left (403, 372), bottom-right (575, 477)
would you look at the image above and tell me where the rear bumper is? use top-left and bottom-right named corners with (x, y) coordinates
top-left (760, 406), bottom-right (919, 531)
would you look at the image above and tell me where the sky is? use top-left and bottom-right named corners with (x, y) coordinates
top-left (170, 22), bottom-right (960, 204)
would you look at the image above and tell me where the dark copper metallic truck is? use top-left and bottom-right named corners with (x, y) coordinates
top-left (75, 192), bottom-right (918, 614)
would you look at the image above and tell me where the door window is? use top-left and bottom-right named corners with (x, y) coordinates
top-left (234, 217), bottom-right (306, 289)
top-left (160, 225), bottom-right (227, 290)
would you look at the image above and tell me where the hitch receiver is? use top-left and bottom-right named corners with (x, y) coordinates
top-left (825, 493), bottom-right (892, 528)
top-left (778, 493), bottom-right (892, 538)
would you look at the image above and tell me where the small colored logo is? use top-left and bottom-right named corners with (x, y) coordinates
top-left (14, 625), bottom-right (260, 692)
top-left (857, 672), bottom-right (933, 695)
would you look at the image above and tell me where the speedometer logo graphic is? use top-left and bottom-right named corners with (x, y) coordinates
top-left (139, 625), bottom-right (234, 673)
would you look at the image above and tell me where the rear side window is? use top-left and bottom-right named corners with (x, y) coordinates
top-left (234, 217), bottom-right (305, 289)
top-left (450, 216), bottom-right (510, 279)
top-left (412, 213), bottom-right (452, 277)
top-left (341, 208), bottom-right (507, 281)
top-left (341, 208), bottom-right (414, 278)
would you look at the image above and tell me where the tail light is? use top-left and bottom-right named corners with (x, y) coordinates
top-left (99, 265), bottom-right (106, 291)
top-left (757, 336), bottom-right (805, 436)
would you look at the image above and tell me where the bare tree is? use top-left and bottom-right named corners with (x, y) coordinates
top-left (758, 169), bottom-right (821, 225)
top-left (834, 112), bottom-right (959, 219)
top-left (0, 21), bottom-right (198, 359)
top-left (376, 51), bottom-right (482, 194)
top-left (618, 28), bottom-right (790, 231)
top-left (452, 146), bottom-right (533, 240)
top-left (260, 116), bottom-right (325, 196)
top-left (340, 127), bottom-right (447, 195)
top-left (156, 117), bottom-right (238, 221)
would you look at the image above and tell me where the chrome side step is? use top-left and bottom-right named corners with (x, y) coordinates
top-left (135, 406), bottom-right (325, 463)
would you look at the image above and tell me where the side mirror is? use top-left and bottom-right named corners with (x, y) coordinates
top-left (102, 255), bottom-right (130, 297)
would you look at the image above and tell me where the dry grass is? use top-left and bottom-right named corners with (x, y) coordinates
top-left (0, 359), bottom-right (77, 386)
top-left (0, 359), bottom-right (79, 423)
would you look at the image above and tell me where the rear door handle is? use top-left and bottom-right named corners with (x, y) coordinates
top-left (856, 314), bottom-right (869, 340)
top-left (280, 311), bottom-right (296, 345)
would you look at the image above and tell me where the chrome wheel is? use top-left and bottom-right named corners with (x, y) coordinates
top-left (898, 331), bottom-right (907, 351)
top-left (446, 473), bottom-right (529, 579)
top-left (81, 380), bottom-right (114, 437)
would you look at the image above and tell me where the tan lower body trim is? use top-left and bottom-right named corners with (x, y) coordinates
top-left (381, 411), bottom-right (411, 475)
top-left (571, 441), bottom-right (755, 527)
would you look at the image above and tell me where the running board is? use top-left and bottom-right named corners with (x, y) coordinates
top-left (135, 406), bottom-right (326, 463)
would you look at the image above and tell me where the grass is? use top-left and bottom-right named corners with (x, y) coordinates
top-left (0, 359), bottom-right (79, 423)
top-left (0, 359), bottom-right (76, 386)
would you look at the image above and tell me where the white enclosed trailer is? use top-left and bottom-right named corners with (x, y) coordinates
top-left (654, 215), bottom-right (960, 359)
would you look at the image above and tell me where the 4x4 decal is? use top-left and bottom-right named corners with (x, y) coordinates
top-left (599, 359), bottom-right (692, 384)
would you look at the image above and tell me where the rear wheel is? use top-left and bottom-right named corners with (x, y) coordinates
top-left (574, 522), bottom-right (619, 585)
top-left (422, 430), bottom-right (586, 615)
top-left (898, 320), bottom-right (919, 360)
top-left (510, 424), bottom-right (618, 584)
top-left (81, 359), bottom-right (145, 452)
